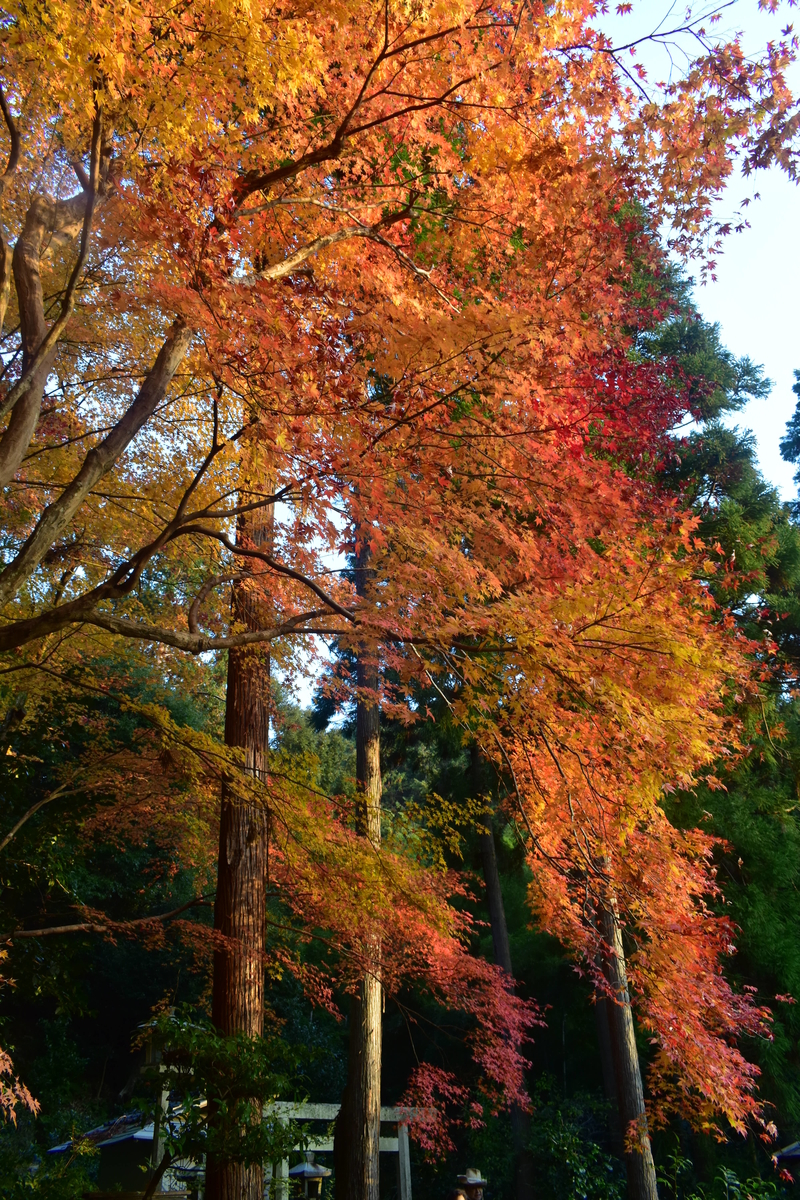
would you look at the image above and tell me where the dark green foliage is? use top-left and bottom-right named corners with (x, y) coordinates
top-left (275, 701), bottom-right (356, 802)
top-left (0, 679), bottom-right (217, 1194)
top-left (647, 311), bottom-right (800, 1159)
top-left (636, 313), bottom-right (771, 422)
top-left (526, 1080), bottom-right (625, 1200)
top-left (647, 310), bottom-right (800, 1161)
top-left (146, 1011), bottom-right (308, 1169)
top-left (671, 421), bottom-right (800, 648)
top-left (0, 1132), bottom-right (99, 1200)
top-left (0, 1019), bottom-right (102, 1196)
top-left (666, 709), bottom-right (800, 1137)
top-left (655, 1139), bottom-right (787, 1200)
top-left (779, 371), bottom-right (800, 498)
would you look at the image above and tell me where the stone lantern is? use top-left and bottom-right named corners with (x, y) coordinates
top-left (288, 1152), bottom-right (332, 1198)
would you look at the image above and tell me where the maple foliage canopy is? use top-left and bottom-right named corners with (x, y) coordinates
top-left (0, 0), bottom-right (798, 1142)
top-left (1, 0), bottom-right (797, 655)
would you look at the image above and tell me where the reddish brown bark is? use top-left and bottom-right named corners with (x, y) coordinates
top-left (206, 502), bottom-right (273, 1200)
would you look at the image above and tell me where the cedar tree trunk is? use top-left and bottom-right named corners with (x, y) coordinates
top-left (599, 898), bottom-right (659, 1200)
top-left (206, 501), bottom-right (273, 1200)
top-left (335, 538), bottom-right (382, 1200)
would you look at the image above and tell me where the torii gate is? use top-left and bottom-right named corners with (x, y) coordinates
top-left (263, 1103), bottom-right (414, 1200)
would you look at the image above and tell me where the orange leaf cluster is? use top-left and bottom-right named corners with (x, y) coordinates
top-left (0, 0), bottom-right (797, 1135)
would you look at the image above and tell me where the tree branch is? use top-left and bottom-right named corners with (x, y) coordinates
top-left (0, 318), bottom-right (193, 607)
top-left (230, 19), bottom-right (466, 210)
top-left (0, 895), bottom-right (213, 941)
top-left (0, 112), bottom-right (104, 432)
top-left (0, 782), bottom-right (75, 854)
top-left (80, 608), bottom-right (333, 654)
top-left (0, 82), bottom-right (20, 191)
top-left (142, 1150), bottom-right (174, 1200)
top-left (0, 476), bottom-right (299, 653)
top-left (0, 82), bottom-right (20, 337)
top-left (235, 206), bottom-right (412, 286)
top-left (188, 571), bottom-right (246, 634)
top-left (176, 525), bottom-right (356, 621)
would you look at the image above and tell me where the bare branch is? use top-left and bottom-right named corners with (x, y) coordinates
top-left (71, 159), bottom-right (90, 191)
top-left (0, 318), bottom-right (193, 607)
top-left (0, 238), bottom-right (11, 336)
top-left (81, 608), bottom-right (333, 654)
top-left (142, 1151), bottom-right (174, 1200)
top-left (0, 895), bottom-right (213, 941)
top-left (235, 204), bottom-right (412, 286)
top-left (0, 782), bottom-right (75, 854)
top-left (0, 82), bottom-right (20, 336)
top-left (177, 525), bottom-right (356, 621)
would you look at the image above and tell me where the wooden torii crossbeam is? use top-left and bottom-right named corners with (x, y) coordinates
top-left (263, 1103), bottom-right (414, 1200)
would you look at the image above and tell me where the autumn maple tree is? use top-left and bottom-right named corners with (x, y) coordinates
top-left (335, 384), bottom-right (774, 1196)
top-left (1, 1), bottom-right (799, 1198)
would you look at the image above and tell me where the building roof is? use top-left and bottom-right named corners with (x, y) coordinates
top-left (48, 1113), bottom-right (148, 1155)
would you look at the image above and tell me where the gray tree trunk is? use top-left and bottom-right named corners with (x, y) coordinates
top-left (334, 538), bottom-right (382, 1200)
top-left (594, 989), bottom-right (624, 1156)
top-left (599, 898), bottom-right (659, 1200)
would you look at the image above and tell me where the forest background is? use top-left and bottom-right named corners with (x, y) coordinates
top-left (2, 2), bottom-right (800, 1200)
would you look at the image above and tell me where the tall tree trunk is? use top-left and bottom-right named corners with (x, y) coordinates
top-left (599, 898), bottom-right (659, 1200)
top-left (335, 539), bottom-right (382, 1200)
top-left (594, 987), bottom-right (624, 1157)
top-left (206, 498), bottom-right (273, 1200)
top-left (474, 748), bottom-right (534, 1200)
top-left (479, 814), bottom-right (513, 976)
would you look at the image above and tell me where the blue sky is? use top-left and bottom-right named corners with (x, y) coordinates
top-left (601, 1), bottom-right (800, 499)
top-left (698, 162), bottom-right (799, 499)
